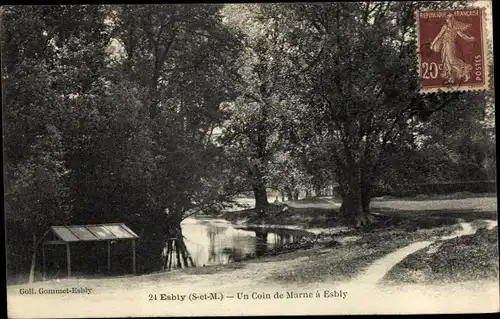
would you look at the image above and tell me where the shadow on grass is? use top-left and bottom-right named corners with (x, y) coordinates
top-left (177, 262), bottom-right (246, 275)
top-left (382, 226), bottom-right (499, 285)
top-left (287, 197), bottom-right (341, 205)
top-left (222, 204), bottom-right (341, 228)
top-left (223, 202), bottom-right (496, 231)
top-left (373, 192), bottom-right (497, 202)
top-left (265, 238), bottom-right (417, 284)
top-left (144, 262), bottom-right (247, 281)
top-left (373, 208), bottom-right (497, 222)
top-left (245, 246), bottom-right (321, 264)
top-left (146, 214), bottom-right (491, 285)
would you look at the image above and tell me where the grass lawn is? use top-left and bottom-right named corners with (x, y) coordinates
top-left (9, 194), bottom-right (497, 292)
top-left (382, 226), bottom-right (499, 285)
top-left (220, 194), bottom-right (497, 229)
top-left (215, 194), bottom-right (498, 285)
top-left (140, 220), bottom-right (465, 285)
top-left (118, 217), bottom-right (469, 285)
top-left (220, 203), bottom-right (341, 228)
top-left (264, 222), bottom-right (464, 284)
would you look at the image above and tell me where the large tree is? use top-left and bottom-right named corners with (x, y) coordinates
top-left (110, 4), bottom-right (242, 271)
top-left (2, 5), bottom-right (112, 281)
top-left (259, 1), bottom-right (488, 227)
top-left (219, 4), bottom-right (327, 209)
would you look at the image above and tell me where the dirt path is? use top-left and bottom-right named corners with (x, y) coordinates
top-left (8, 248), bottom-right (499, 317)
top-left (351, 221), bottom-right (498, 286)
top-left (7, 214), bottom-right (499, 317)
top-left (354, 240), bottom-right (435, 285)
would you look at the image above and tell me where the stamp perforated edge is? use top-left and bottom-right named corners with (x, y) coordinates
top-left (415, 6), bottom-right (491, 94)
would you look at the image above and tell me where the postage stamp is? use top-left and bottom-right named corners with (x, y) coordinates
top-left (416, 8), bottom-right (489, 93)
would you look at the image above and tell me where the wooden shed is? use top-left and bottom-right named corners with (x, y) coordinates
top-left (42, 223), bottom-right (139, 279)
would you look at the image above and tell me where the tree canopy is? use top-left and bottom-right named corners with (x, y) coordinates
top-left (3, 2), bottom-right (494, 278)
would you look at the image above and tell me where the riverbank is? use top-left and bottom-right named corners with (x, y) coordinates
top-left (8, 217), bottom-right (495, 287)
top-left (220, 201), bottom-right (340, 229)
top-left (213, 195), bottom-right (499, 284)
top-left (7, 195), bottom-right (499, 317)
top-left (219, 195), bottom-right (498, 228)
top-left (7, 218), bottom-right (499, 317)
top-left (194, 195), bottom-right (498, 271)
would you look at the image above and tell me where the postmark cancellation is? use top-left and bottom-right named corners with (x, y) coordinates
top-left (416, 7), bottom-right (490, 93)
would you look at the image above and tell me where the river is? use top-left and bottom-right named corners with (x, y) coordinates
top-left (179, 217), bottom-right (314, 267)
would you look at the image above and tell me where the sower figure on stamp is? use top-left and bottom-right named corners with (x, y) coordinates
top-left (430, 13), bottom-right (476, 84)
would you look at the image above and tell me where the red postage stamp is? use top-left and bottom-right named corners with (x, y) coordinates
top-left (416, 8), bottom-right (489, 93)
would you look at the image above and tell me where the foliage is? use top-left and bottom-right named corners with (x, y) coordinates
top-left (2, 3), bottom-right (495, 279)
top-left (250, 2), bottom-right (492, 226)
top-left (3, 5), bottom-right (111, 231)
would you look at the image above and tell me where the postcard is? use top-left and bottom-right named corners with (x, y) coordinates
top-left (3, 1), bottom-right (498, 317)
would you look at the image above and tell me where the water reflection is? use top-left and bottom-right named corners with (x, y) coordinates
top-left (207, 225), bottom-right (227, 264)
top-left (181, 218), bottom-right (308, 267)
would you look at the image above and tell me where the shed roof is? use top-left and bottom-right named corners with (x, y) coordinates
top-left (50, 223), bottom-right (139, 242)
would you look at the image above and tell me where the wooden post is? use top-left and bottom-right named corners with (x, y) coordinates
top-left (132, 240), bottom-right (136, 275)
top-left (107, 241), bottom-right (111, 273)
top-left (66, 243), bottom-right (71, 278)
top-left (42, 243), bottom-right (46, 281)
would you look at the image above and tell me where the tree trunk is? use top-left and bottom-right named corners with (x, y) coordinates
top-left (339, 181), bottom-right (376, 228)
top-left (163, 240), bottom-right (173, 271)
top-left (361, 183), bottom-right (372, 213)
top-left (163, 215), bottom-right (195, 270)
top-left (285, 187), bottom-right (293, 201)
top-left (314, 185), bottom-right (323, 197)
top-left (305, 189), bottom-right (311, 199)
top-left (253, 184), bottom-right (269, 210)
top-left (255, 230), bottom-right (268, 256)
top-left (249, 162), bottom-right (269, 211)
top-left (29, 233), bottom-right (37, 284)
top-left (332, 184), bottom-right (341, 198)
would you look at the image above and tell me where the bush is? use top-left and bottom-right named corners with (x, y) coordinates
top-left (371, 180), bottom-right (496, 197)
